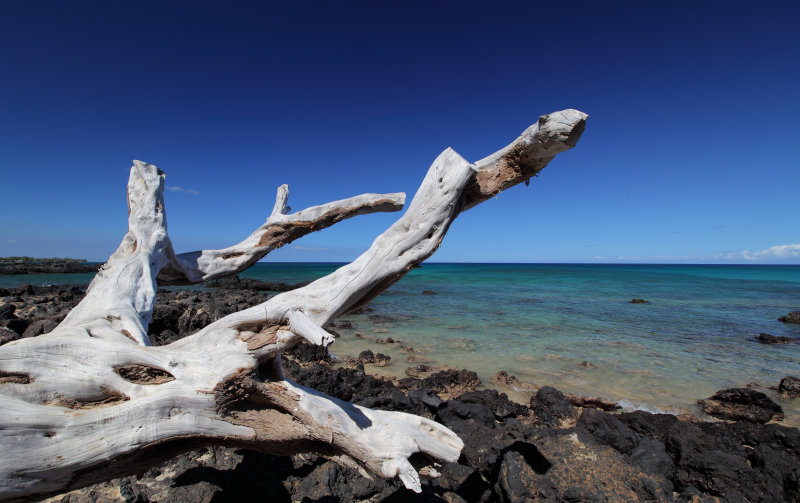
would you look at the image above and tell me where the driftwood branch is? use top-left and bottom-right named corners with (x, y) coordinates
top-left (0, 109), bottom-right (586, 501)
top-left (158, 186), bottom-right (405, 286)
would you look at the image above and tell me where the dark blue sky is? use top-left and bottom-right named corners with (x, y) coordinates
top-left (1, 1), bottom-right (798, 263)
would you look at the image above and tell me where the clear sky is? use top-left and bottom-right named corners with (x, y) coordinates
top-left (1, 1), bottom-right (798, 264)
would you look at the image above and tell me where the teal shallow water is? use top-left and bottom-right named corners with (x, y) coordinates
top-left (237, 263), bottom-right (800, 422)
top-left (3, 263), bottom-right (799, 423)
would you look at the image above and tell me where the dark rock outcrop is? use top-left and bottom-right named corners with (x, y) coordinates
top-left (0, 302), bottom-right (15, 321)
top-left (5, 283), bottom-right (800, 503)
top-left (566, 394), bottom-right (622, 411)
top-left (577, 407), bottom-right (638, 454)
top-left (779, 310), bottom-right (800, 324)
top-left (0, 326), bottom-right (20, 345)
top-left (398, 369), bottom-right (481, 398)
top-left (457, 389), bottom-right (529, 420)
top-left (21, 318), bottom-right (58, 338)
top-left (530, 386), bottom-right (575, 426)
top-left (285, 341), bottom-right (334, 364)
top-left (779, 376), bottom-right (800, 398)
top-left (758, 332), bottom-right (790, 344)
top-left (205, 275), bottom-right (310, 292)
top-left (698, 387), bottom-right (784, 423)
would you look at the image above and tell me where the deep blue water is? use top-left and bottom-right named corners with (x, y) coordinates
top-left (3, 263), bottom-right (799, 420)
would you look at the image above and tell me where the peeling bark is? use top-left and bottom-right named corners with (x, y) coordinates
top-left (0, 109), bottom-right (586, 501)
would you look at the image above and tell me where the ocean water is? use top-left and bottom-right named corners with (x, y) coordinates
top-left (3, 263), bottom-right (799, 424)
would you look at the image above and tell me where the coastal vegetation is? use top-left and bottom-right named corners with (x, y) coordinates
top-left (0, 256), bottom-right (88, 263)
top-left (0, 257), bottom-right (98, 275)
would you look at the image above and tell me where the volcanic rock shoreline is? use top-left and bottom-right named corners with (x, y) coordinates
top-left (0, 258), bottom-right (100, 275)
top-left (1, 283), bottom-right (799, 502)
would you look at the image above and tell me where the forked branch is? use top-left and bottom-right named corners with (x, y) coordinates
top-left (158, 186), bottom-right (405, 286)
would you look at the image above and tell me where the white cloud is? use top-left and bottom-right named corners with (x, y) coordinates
top-left (711, 251), bottom-right (742, 260)
top-left (7, 239), bottom-right (15, 244)
top-left (710, 244), bottom-right (800, 262)
top-left (741, 243), bottom-right (800, 261)
top-left (615, 254), bottom-right (695, 262)
top-left (293, 245), bottom-right (327, 251)
top-left (596, 245), bottom-right (799, 264)
top-left (165, 186), bottom-right (202, 195)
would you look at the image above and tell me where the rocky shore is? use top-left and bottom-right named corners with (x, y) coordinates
top-left (1, 283), bottom-right (798, 502)
top-left (0, 257), bottom-right (100, 275)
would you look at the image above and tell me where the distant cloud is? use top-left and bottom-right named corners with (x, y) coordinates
top-left (710, 244), bottom-right (800, 262)
top-left (615, 254), bottom-right (695, 262)
top-left (712, 251), bottom-right (741, 260)
top-left (609, 245), bottom-right (800, 264)
top-left (293, 245), bottom-right (327, 251)
top-left (7, 239), bottom-right (16, 244)
top-left (740, 243), bottom-right (800, 261)
top-left (165, 186), bottom-right (202, 195)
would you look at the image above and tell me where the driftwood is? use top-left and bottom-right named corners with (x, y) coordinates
top-left (0, 109), bottom-right (586, 501)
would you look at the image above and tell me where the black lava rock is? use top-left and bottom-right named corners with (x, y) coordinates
top-left (758, 332), bottom-right (790, 344)
top-left (779, 376), bottom-right (800, 398)
top-left (0, 302), bottom-right (15, 321)
top-left (577, 408), bottom-right (639, 455)
top-left (698, 388), bottom-right (784, 423)
top-left (0, 326), bottom-right (20, 345)
top-left (457, 389), bottom-right (529, 420)
top-left (530, 386), bottom-right (576, 426)
top-left (21, 318), bottom-right (59, 338)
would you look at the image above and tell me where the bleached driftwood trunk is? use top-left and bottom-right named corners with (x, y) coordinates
top-left (0, 109), bottom-right (586, 501)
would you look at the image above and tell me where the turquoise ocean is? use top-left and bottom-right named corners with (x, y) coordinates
top-left (3, 263), bottom-right (799, 424)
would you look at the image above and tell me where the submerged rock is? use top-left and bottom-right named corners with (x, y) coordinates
top-left (630, 298), bottom-right (649, 304)
top-left (698, 388), bottom-right (784, 423)
top-left (357, 349), bottom-right (375, 364)
top-left (404, 364), bottom-right (432, 378)
top-left (373, 353), bottom-right (391, 367)
top-left (491, 370), bottom-right (537, 392)
top-left (332, 319), bottom-right (353, 329)
top-left (758, 332), bottom-right (790, 344)
top-left (492, 370), bottom-right (519, 387)
top-left (779, 310), bottom-right (800, 324)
